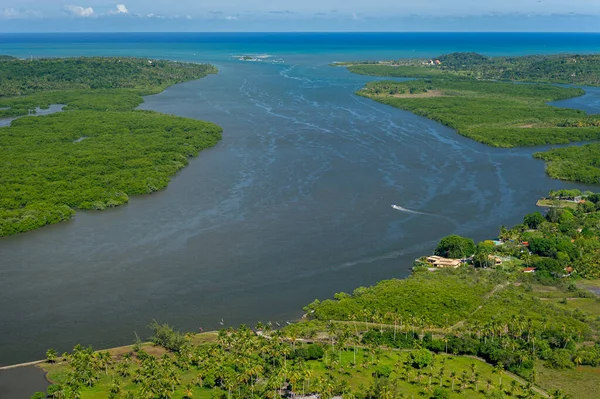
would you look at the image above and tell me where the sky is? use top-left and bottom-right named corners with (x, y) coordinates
top-left (1, 0), bottom-right (600, 32)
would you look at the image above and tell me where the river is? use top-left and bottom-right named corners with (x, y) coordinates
top-left (1, 34), bottom-right (600, 373)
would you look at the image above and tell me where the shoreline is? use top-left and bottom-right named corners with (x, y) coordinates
top-left (0, 331), bottom-right (221, 370)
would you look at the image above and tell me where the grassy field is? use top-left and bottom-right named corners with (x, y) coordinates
top-left (307, 349), bottom-right (537, 398)
top-left (535, 361), bottom-right (600, 399)
top-left (535, 199), bottom-right (579, 210)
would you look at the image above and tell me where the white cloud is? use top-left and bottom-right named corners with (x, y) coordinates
top-left (2, 8), bottom-right (19, 18)
top-left (225, 15), bottom-right (238, 20)
top-left (108, 4), bottom-right (129, 15)
top-left (352, 12), bottom-right (359, 20)
top-left (64, 5), bottom-right (94, 17)
top-left (2, 7), bottom-right (42, 19)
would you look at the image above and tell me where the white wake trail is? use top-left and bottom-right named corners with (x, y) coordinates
top-left (391, 204), bottom-right (431, 216)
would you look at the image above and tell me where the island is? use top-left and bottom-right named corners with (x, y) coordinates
top-left (0, 56), bottom-right (222, 237)
top-left (340, 52), bottom-right (600, 184)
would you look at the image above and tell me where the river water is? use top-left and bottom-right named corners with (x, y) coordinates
top-left (1, 33), bottom-right (600, 371)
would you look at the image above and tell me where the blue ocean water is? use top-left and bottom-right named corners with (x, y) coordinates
top-left (1, 33), bottom-right (600, 372)
top-left (2, 32), bottom-right (600, 62)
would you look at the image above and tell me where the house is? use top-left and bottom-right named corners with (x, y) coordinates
top-left (426, 256), bottom-right (462, 268)
top-left (522, 267), bottom-right (536, 273)
top-left (488, 255), bottom-right (503, 266)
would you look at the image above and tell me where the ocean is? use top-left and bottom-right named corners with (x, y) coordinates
top-left (1, 33), bottom-right (600, 371)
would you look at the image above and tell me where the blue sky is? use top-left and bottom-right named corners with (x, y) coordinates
top-left (1, 0), bottom-right (600, 32)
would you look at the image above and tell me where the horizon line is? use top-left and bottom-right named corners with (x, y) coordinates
top-left (2, 31), bottom-right (600, 34)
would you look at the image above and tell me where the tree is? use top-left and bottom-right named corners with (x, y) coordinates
top-left (523, 212), bottom-right (545, 229)
top-left (183, 383), bottom-right (194, 398)
top-left (473, 242), bottom-right (496, 268)
top-left (46, 348), bottom-right (58, 363)
top-left (493, 363), bottom-right (504, 387)
top-left (410, 348), bottom-right (433, 369)
top-left (434, 235), bottom-right (476, 259)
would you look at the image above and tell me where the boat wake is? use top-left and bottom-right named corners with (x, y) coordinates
top-left (391, 204), bottom-right (431, 216)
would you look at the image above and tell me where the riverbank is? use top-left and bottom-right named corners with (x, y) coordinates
top-left (0, 56), bottom-right (222, 237)
top-left (350, 55), bottom-right (600, 184)
top-left (13, 266), bottom-right (600, 399)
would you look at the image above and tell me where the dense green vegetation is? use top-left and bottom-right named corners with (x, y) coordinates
top-left (30, 192), bottom-right (600, 398)
top-left (345, 53), bottom-right (600, 86)
top-left (534, 143), bottom-right (600, 184)
top-left (346, 52), bottom-right (600, 183)
top-left (357, 79), bottom-right (600, 148)
top-left (0, 57), bottom-right (217, 99)
top-left (0, 57), bottom-right (220, 236)
top-left (304, 270), bottom-right (493, 328)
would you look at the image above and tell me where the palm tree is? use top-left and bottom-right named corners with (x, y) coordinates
top-left (551, 389), bottom-right (571, 399)
top-left (183, 383), bottom-right (193, 398)
top-left (493, 363), bottom-right (504, 387)
top-left (349, 313), bottom-right (359, 335)
top-left (449, 371), bottom-right (457, 391)
top-left (303, 368), bottom-right (313, 394)
top-left (50, 384), bottom-right (67, 399)
top-left (509, 379), bottom-right (519, 396)
top-left (528, 367), bottom-right (537, 385)
top-left (46, 349), bottom-right (58, 363)
top-left (327, 321), bottom-right (337, 353)
top-left (360, 309), bottom-right (371, 332)
top-left (473, 371), bottom-right (480, 392)
top-left (110, 378), bottom-right (122, 396)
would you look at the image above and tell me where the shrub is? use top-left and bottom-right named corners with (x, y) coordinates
top-left (148, 320), bottom-right (188, 352)
top-left (410, 349), bottom-right (433, 369)
top-left (431, 387), bottom-right (450, 399)
top-left (546, 348), bottom-right (574, 369)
